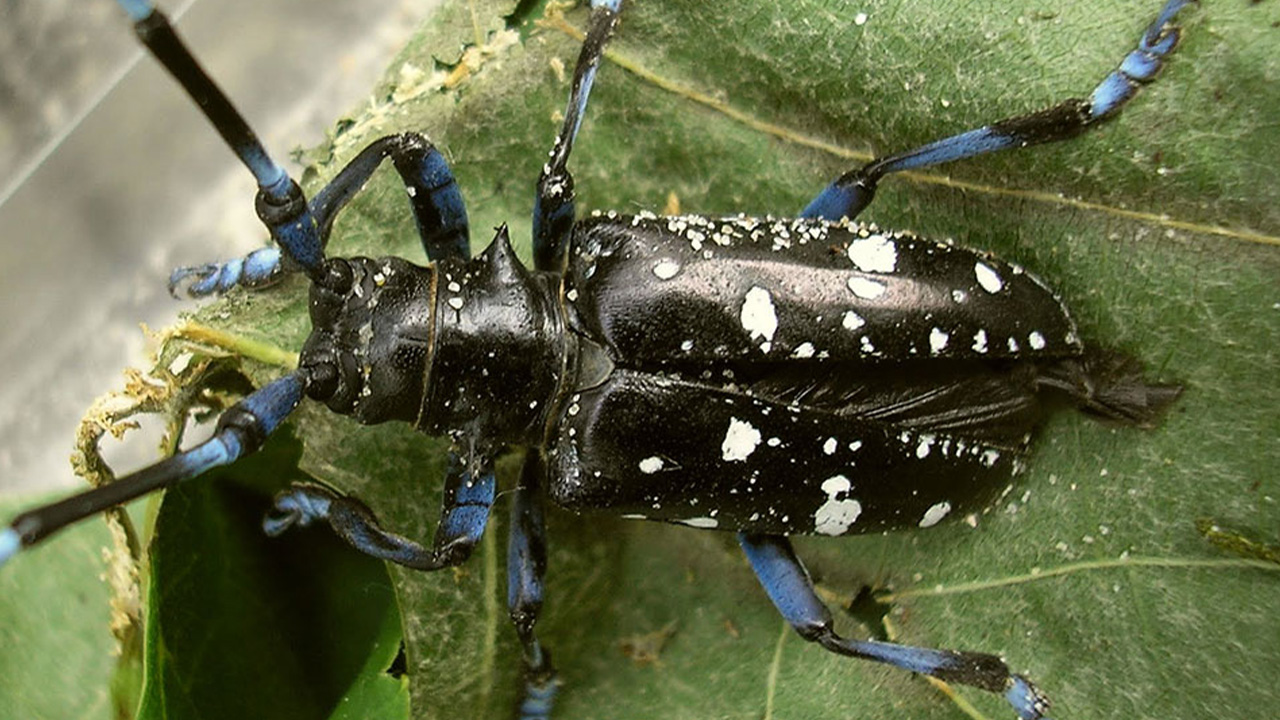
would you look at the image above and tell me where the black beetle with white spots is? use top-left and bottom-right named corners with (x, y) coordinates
top-left (2, 1), bottom-right (1192, 718)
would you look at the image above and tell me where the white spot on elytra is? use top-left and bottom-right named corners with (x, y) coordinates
top-left (823, 437), bottom-right (838, 455)
top-left (653, 259), bottom-right (681, 280)
top-left (929, 327), bottom-right (949, 354)
top-left (1008, 337), bottom-right (1020, 352)
top-left (842, 311), bottom-right (866, 331)
top-left (679, 517), bottom-right (719, 529)
top-left (639, 457), bottom-right (664, 474)
top-left (846, 235), bottom-right (897, 273)
top-left (1028, 331), bottom-right (1046, 350)
top-left (740, 286), bottom-right (778, 345)
top-left (792, 342), bottom-right (816, 358)
top-left (918, 501), bottom-right (952, 528)
top-left (973, 329), bottom-right (988, 353)
top-left (847, 277), bottom-right (887, 299)
top-left (974, 262), bottom-right (1004, 293)
top-left (721, 417), bottom-right (762, 462)
top-left (980, 449), bottom-right (1001, 468)
top-left (916, 434), bottom-right (936, 459)
top-left (814, 475), bottom-right (862, 536)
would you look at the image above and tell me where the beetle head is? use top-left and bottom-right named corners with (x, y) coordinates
top-left (299, 256), bottom-right (432, 425)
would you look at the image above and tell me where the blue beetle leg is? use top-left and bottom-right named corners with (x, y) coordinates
top-left (802, 0), bottom-right (1195, 222)
top-left (738, 533), bottom-right (1052, 720)
top-left (533, 0), bottom-right (623, 271)
top-left (264, 450), bottom-right (496, 570)
top-left (0, 373), bottom-right (305, 567)
top-left (508, 451), bottom-right (556, 720)
top-left (309, 133), bottom-right (471, 262)
top-left (168, 247), bottom-right (285, 298)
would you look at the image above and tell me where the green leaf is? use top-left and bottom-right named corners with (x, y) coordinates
top-left (4, 1), bottom-right (1278, 720)
top-left (136, 430), bottom-right (406, 720)
top-left (0, 494), bottom-right (117, 719)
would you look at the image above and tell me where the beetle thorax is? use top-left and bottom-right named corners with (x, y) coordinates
top-left (416, 232), bottom-right (566, 444)
top-left (299, 233), bottom-right (565, 443)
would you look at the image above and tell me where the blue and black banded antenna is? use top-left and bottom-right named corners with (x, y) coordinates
top-left (0, 0), bottom-right (476, 564)
top-left (118, 0), bottom-right (326, 282)
top-left (0, 0), bottom-right (329, 563)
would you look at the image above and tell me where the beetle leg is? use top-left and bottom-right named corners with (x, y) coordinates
top-left (508, 450), bottom-right (557, 720)
top-left (802, 0), bottom-right (1195, 222)
top-left (533, 0), bottom-right (623, 271)
top-left (739, 533), bottom-right (1052, 720)
top-left (263, 450), bottom-right (495, 570)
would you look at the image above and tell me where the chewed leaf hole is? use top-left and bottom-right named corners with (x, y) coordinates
top-left (386, 642), bottom-right (408, 679)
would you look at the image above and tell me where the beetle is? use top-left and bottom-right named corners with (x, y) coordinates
top-left (0, 0), bottom-right (1197, 718)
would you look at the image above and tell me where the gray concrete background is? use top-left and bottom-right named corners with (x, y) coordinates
top-left (0, 0), bottom-right (438, 494)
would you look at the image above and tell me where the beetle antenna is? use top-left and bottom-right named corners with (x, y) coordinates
top-left (0, 373), bottom-right (305, 566)
top-left (114, 0), bottom-right (327, 282)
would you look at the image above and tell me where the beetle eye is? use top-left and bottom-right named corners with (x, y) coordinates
top-left (303, 359), bottom-right (340, 400)
top-left (319, 258), bottom-right (354, 295)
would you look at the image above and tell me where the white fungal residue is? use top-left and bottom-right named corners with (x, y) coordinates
top-left (679, 517), bottom-right (719, 529)
top-left (929, 327), bottom-right (949, 354)
top-left (974, 261), bottom-right (1004, 293)
top-left (721, 417), bottom-right (762, 462)
top-left (918, 501), bottom-right (952, 528)
top-left (1028, 331), bottom-right (1046, 350)
top-left (638, 456), bottom-right (664, 474)
top-left (973, 329), bottom-right (989, 353)
top-left (842, 310), bottom-right (866, 331)
top-left (814, 475), bottom-right (862, 536)
top-left (846, 234), bottom-right (897, 273)
top-left (952, 288), bottom-right (968, 303)
top-left (652, 259), bottom-right (681, 280)
top-left (847, 277), bottom-right (887, 299)
top-left (740, 286), bottom-right (778, 344)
